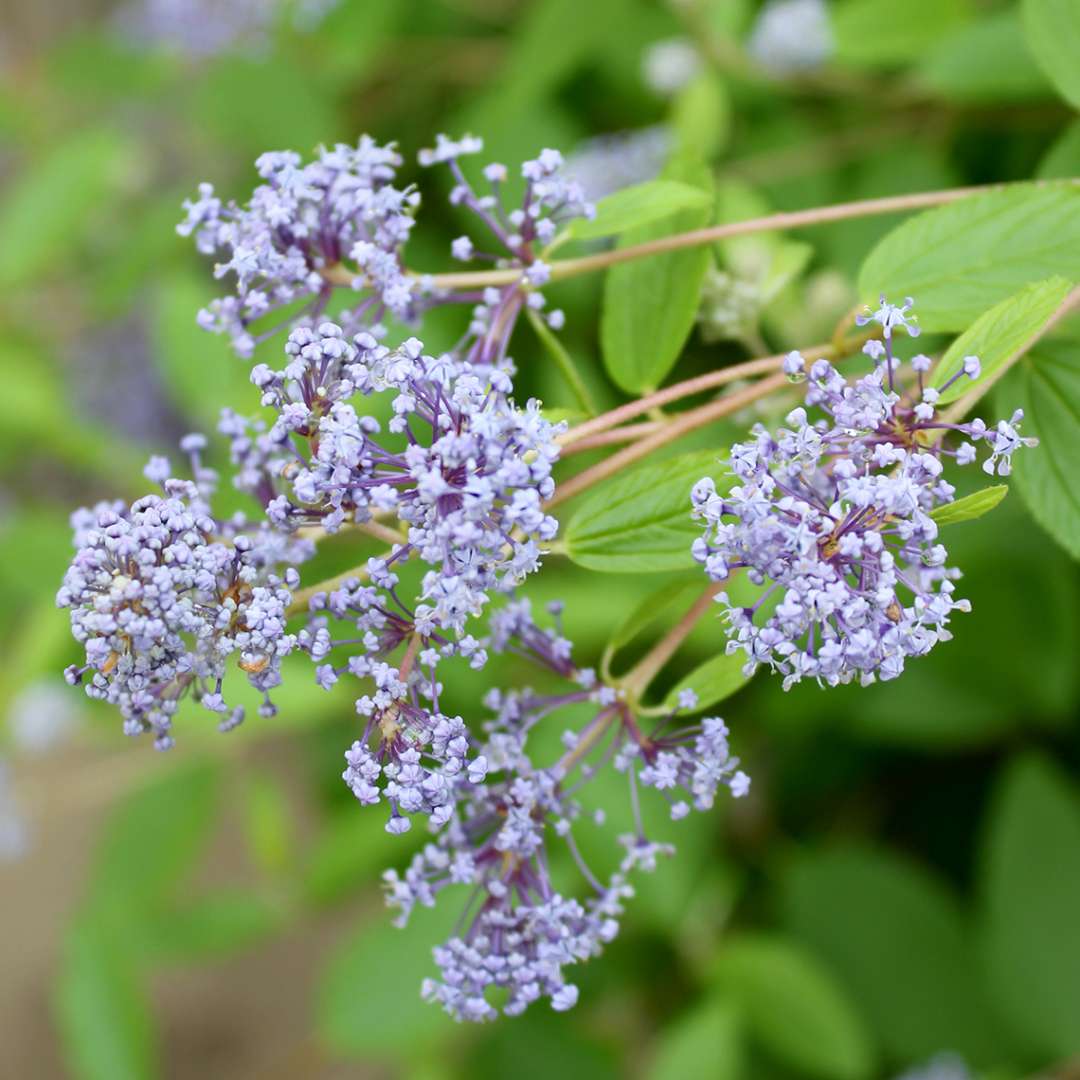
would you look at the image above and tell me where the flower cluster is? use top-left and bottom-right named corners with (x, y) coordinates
top-left (57, 438), bottom-right (308, 748)
top-left (179, 139), bottom-right (418, 356)
top-left (691, 297), bottom-right (1037, 688)
top-left (381, 599), bottom-right (748, 1021)
top-left (416, 137), bottom-right (594, 367)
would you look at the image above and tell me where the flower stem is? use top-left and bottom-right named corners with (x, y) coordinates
top-left (323, 183), bottom-right (1052, 292)
top-left (286, 561), bottom-right (375, 618)
top-left (545, 370), bottom-right (791, 510)
top-left (559, 342), bottom-right (836, 448)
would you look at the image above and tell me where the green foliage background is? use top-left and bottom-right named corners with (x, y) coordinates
top-left (0, 1), bottom-right (1078, 1077)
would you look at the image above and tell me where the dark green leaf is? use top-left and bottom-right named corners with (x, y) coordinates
top-left (564, 449), bottom-right (727, 573)
top-left (1001, 341), bottom-right (1080, 558)
top-left (601, 159), bottom-right (714, 393)
top-left (569, 180), bottom-right (712, 241)
top-left (929, 486), bottom-right (1008, 527)
top-left (713, 934), bottom-right (875, 1080)
top-left (980, 754), bottom-right (1080, 1057)
top-left (1022, 0), bottom-right (1080, 108)
top-left (858, 184), bottom-right (1080, 332)
top-left (663, 651), bottom-right (751, 712)
top-left (785, 847), bottom-right (1011, 1064)
top-left (55, 918), bottom-right (156, 1080)
top-left (931, 277), bottom-right (1073, 404)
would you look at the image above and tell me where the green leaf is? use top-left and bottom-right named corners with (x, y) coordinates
top-left (601, 159), bottom-right (714, 393)
top-left (0, 129), bottom-right (137, 288)
top-left (1037, 120), bottom-right (1080, 180)
top-left (318, 903), bottom-right (461, 1059)
top-left (1001, 341), bottom-right (1080, 558)
top-left (713, 935), bottom-right (875, 1080)
top-left (243, 776), bottom-right (295, 876)
top-left (568, 180), bottom-right (712, 241)
top-left (609, 578), bottom-right (704, 651)
top-left (55, 918), bottom-right (157, 1080)
top-left (647, 997), bottom-right (742, 1080)
top-left (929, 486), bottom-right (1008, 527)
top-left (917, 11), bottom-right (1052, 102)
top-left (671, 72), bottom-right (731, 162)
top-left (858, 183), bottom-right (1080, 332)
top-left (663, 652), bottom-right (751, 712)
top-left (832, 0), bottom-right (973, 68)
top-left (785, 847), bottom-right (1011, 1065)
top-left (189, 55), bottom-right (341, 153)
top-left (143, 891), bottom-right (284, 960)
top-left (564, 449), bottom-right (728, 573)
top-left (1022, 0), bottom-right (1080, 108)
top-left (153, 271), bottom-right (256, 426)
top-left (980, 754), bottom-right (1080, 1057)
top-left (303, 808), bottom-right (413, 906)
top-left (931, 277), bottom-right (1073, 403)
top-left (89, 762), bottom-right (220, 913)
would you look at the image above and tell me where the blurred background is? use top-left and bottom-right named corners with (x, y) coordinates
top-left (1, 0), bottom-right (1078, 1077)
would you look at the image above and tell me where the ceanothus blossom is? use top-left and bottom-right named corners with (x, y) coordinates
top-left (179, 138), bottom-right (418, 356)
top-left (261, 323), bottom-right (562, 637)
top-left (691, 297), bottom-right (1038, 689)
top-left (419, 136), bottom-right (595, 354)
top-left (57, 437), bottom-right (309, 748)
top-left (380, 600), bottom-right (748, 1021)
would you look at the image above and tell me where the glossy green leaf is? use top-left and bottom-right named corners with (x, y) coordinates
top-left (980, 754), bottom-right (1080, 1057)
top-left (663, 651), bottom-right (751, 712)
top-left (564, 450), bottom-right (728, 573)
top-left (1022, 0), bottom-right (1080, 108)
top-left (56, 919), bottom-right (156, 1080)
top-left (714, 935), bottom-right (875, 1080)
top-left (1001, 341), bottom-right (1080, 558)
top-left (785, 847), bottom-right (1011, 1064)
top-left (931, 277), bottom-right (1073, 403)
top-left (858, 184), bottom-right (1080, 332)
top-left (318, 903), bottom-right (461, 1059)
top-left (0, 129), bottom-right (136, 288)
top-left (601, 159), bottom-right (713, 393)
top-left (568, 181), bottom-right (711, 241)
top-left (929, 486), bottom-right (1008, 527)
top-left (648, 997), bottom-right (742, 1080)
